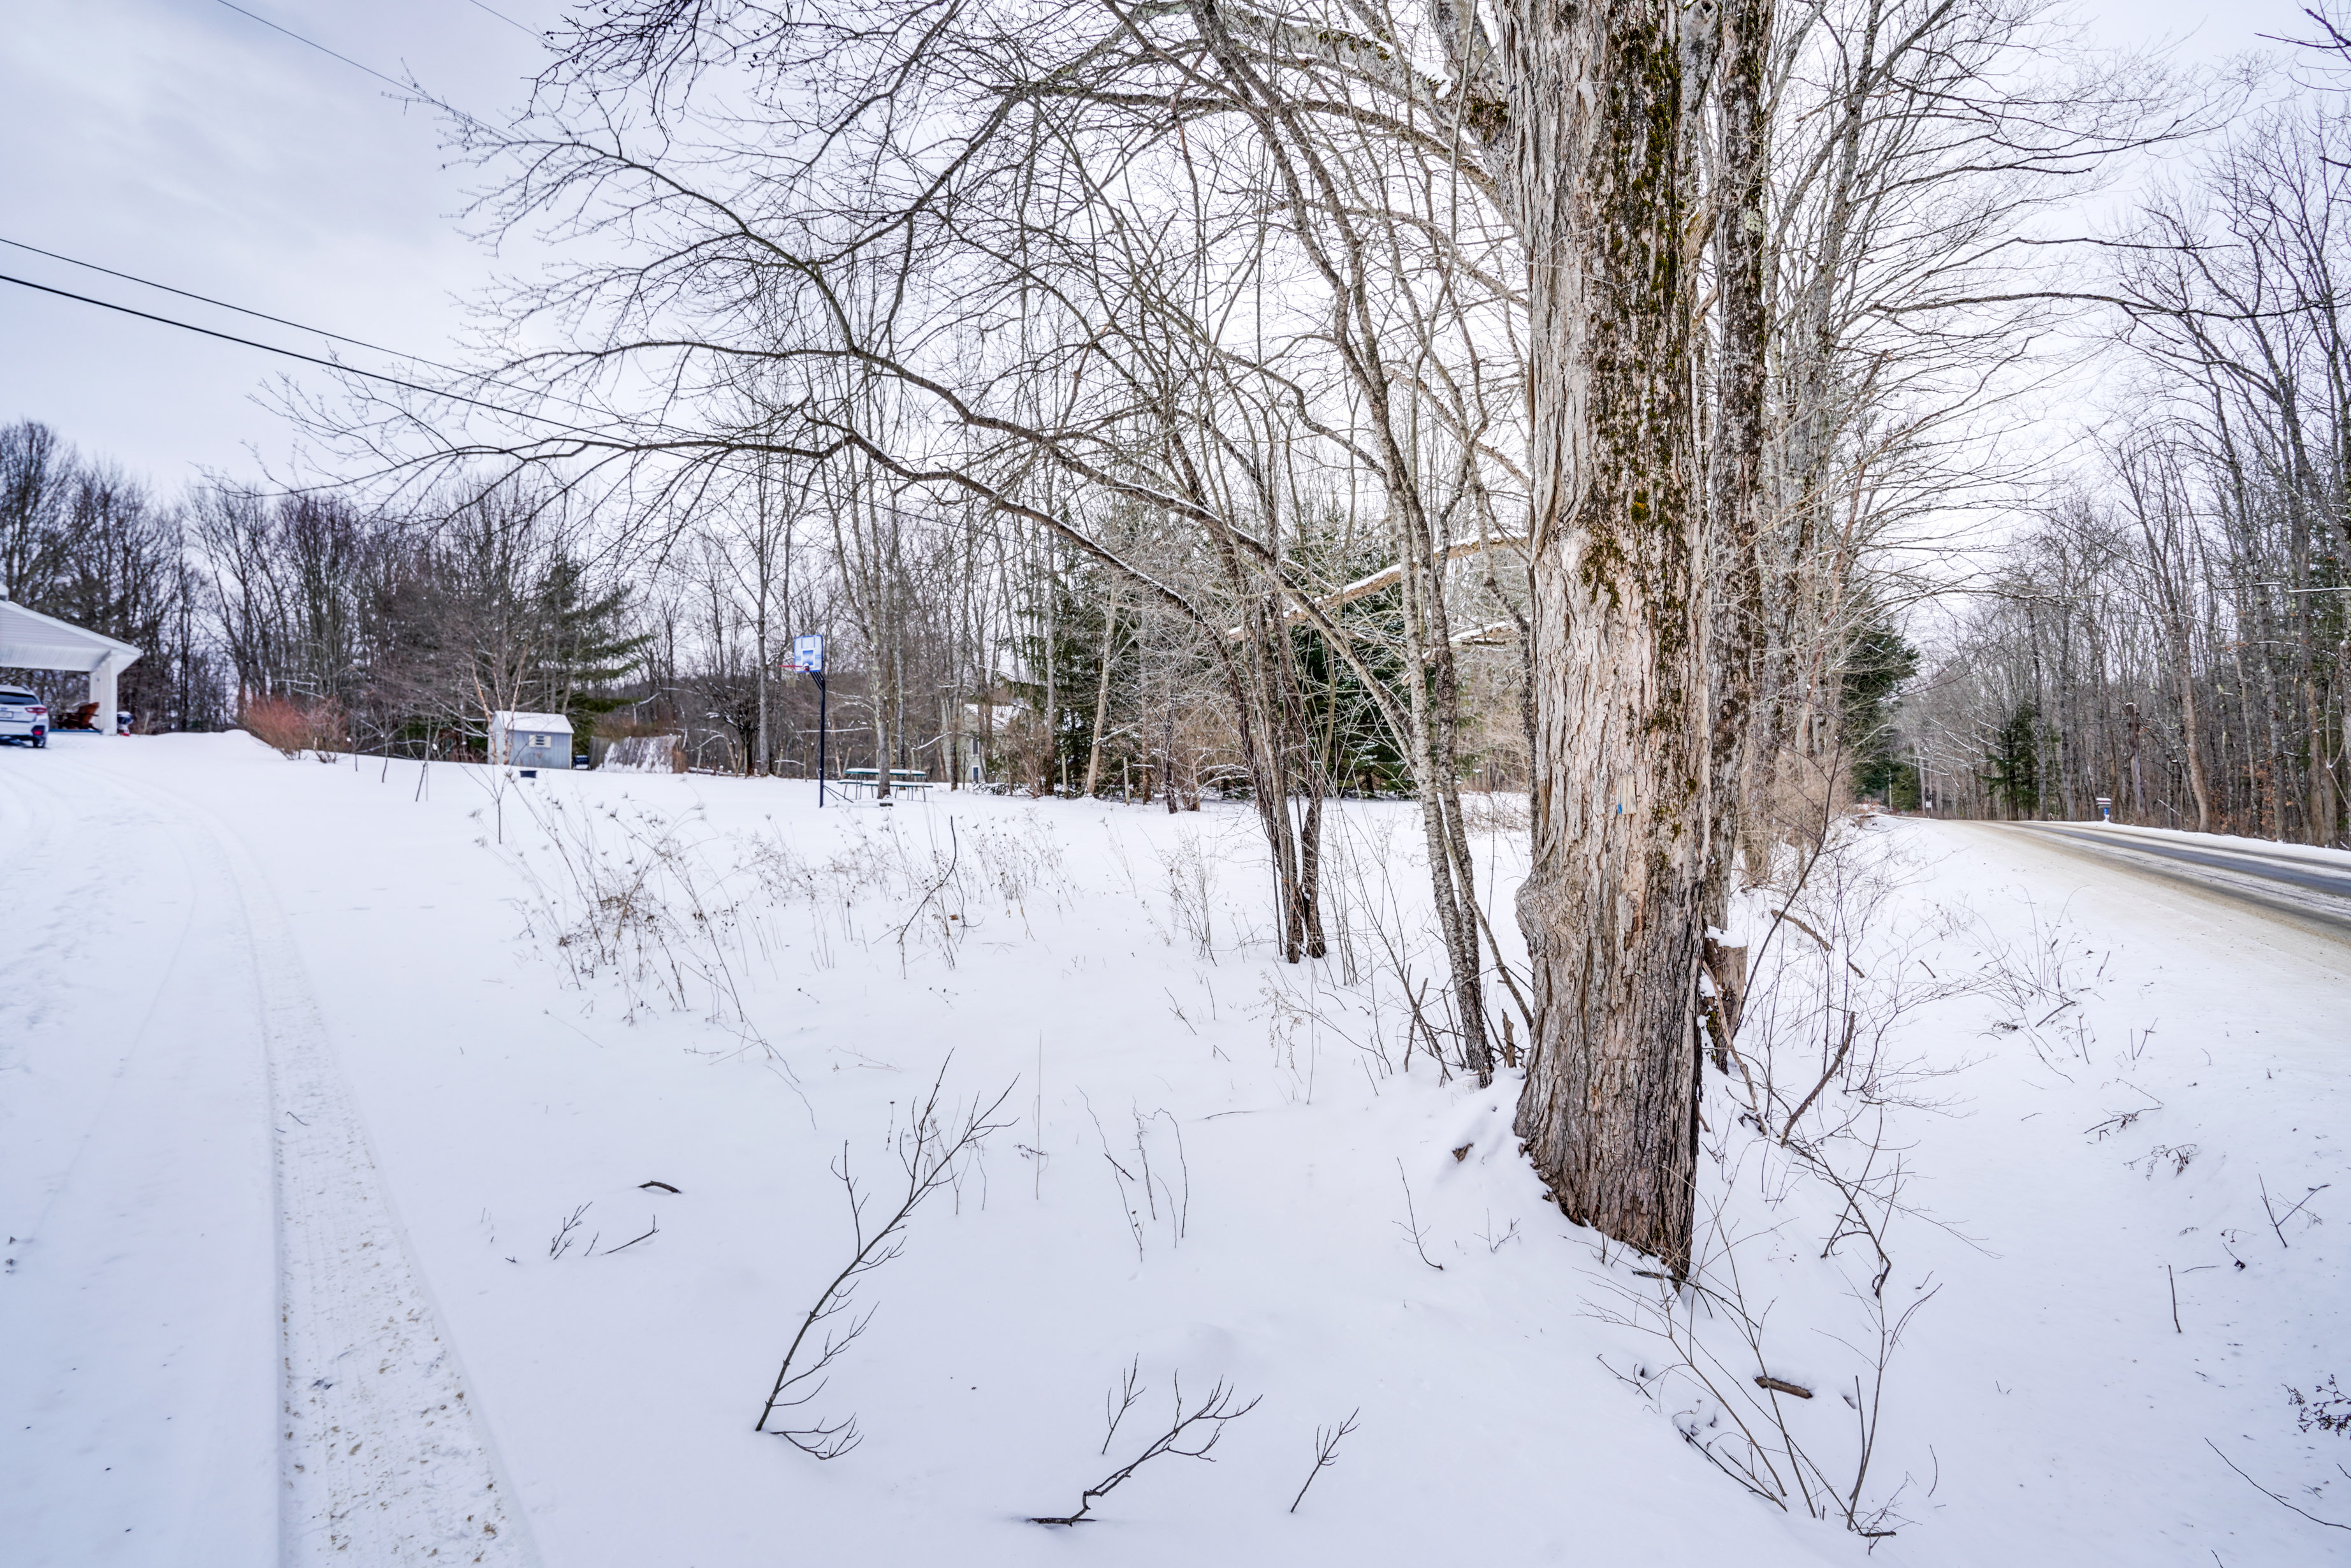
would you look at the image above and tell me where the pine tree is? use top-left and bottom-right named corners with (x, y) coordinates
top-left (532, 554), bottom-right (651, 757)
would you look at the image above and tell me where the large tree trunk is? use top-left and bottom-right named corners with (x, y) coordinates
top-left (1709, 0), bottom-right (1774, 917)
top-left (1504, 0), bottom-right (1710, 1275)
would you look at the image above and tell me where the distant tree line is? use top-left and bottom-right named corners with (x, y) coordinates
top-left (0, 417), bottom-right (1476, 799)
top-left (1, 420), bottom-right (224, 729)
top-left (3, 419), bottom-right (648, 758)
top-left (1901, 50), bottom-right (2351, 845)
top-left (194, 478), bottom-right (643, 759)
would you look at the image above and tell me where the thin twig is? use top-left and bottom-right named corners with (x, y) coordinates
top-left (754, 1062), bottom-right (1015, 1453)
top-left (1030, 1375), bottom-right (1260, 1526)
top-left (1290, 1409), bottom-right (1361, 1513)
top-left (1773, 909), bottom-right (1834, 951)
top-left (1781, 1010), bottom-right (1858, 1144)
top-left (547, 1202), bottom-right (590, 1261)
top-left (606, 1217), bottom-right (660, 1255)
top-left (2259, 1176), bottom-right (2329, 1248)
top-left (1102, 1356), bottom-right (1144, 1455)
top-left (1394, 1161), bottom-right (1444, 1270)
top-left (2207, 1439), bottom-right (2351, 1530)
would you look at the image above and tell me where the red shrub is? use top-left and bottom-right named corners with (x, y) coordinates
top-left (239, 696), bottom-right (346, 760)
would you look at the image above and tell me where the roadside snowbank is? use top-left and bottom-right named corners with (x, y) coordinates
top-left (2024, 816), bottom-right (2351, 871)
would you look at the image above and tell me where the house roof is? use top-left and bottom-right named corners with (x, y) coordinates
top-left (0, 597), bottom-right (142, 674)
top-left (491, 711), bottom-right (574, 731)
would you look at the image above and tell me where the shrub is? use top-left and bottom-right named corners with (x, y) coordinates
top-left (239, 696), bottom-right (346, 760)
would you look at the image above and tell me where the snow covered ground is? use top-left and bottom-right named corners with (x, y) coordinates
top-left (3, 734), bottom-right (2346, 1565)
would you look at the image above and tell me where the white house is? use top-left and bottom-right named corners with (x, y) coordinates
top-left (0, 595), bottom-right (140, 730)
top-left (489, 711), bottom-right (574, 769)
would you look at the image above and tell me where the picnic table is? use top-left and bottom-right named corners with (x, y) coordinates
top-left (838, 767), bottom-right (932, 798)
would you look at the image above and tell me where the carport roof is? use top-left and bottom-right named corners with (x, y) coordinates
top-left (0, 597), bottom-right (143, 674)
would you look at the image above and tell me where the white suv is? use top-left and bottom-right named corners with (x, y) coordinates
top-left (1, 687), bottom-right (50, 747)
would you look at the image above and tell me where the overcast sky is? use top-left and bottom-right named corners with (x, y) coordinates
top-left (1, 0), bottom-right (559, 489)
top-left (0, 0), bottom-right (2324, 494)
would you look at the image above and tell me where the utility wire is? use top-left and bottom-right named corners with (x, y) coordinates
top-left (0, 236), bottom-right (626, 425)
top-left (0, 270), bottom-right (604, 439)
top-left (209, 0), bottom-right (495, 131)
top-left (211, 0), bottom-right (416, 96)
top-left (462, 0), bottom-right (543, 40)
top-left (0, 236), bottom-right (457, 374)
top-left (1, 11), bottom-right (638, 457)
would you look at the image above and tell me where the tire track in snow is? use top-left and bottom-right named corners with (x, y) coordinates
top-left (0, 759), bottom-right (275, 1564)
top-left (0, 760), bottom-right (207, 1259)
top-left (78, 757), bottom-right (540, 1565)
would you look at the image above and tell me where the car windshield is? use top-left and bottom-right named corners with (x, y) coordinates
top-left (1, 692), bottom-right (36, 705)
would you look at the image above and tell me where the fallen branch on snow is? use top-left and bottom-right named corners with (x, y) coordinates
top-left (753, 1063), bottom-right (1014, 1457)
top-left (1030, 1373), bottom-right (1260, 1525)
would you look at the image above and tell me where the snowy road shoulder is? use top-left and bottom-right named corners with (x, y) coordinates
top-left (1, 755), bottom-right (277, 1565)
top-left (1, 746), bottom-right (535, 1567)
top-left (1870, 818), bottom-right (2351, 1564)
top-left (1993, 818), bottom-right (2351, 941)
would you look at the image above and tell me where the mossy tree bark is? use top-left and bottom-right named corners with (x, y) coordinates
top-left (1498, 0), bottom-right (1710, 1275)
top-left (1710, 0), bottom-right (1773, 913)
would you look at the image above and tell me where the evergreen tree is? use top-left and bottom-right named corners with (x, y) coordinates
top-left (532, 553), bottom-right (651, 755)
top-left (1842, 611), bottom-right (1920, 807)
top-left (1982, 701), bottom-right (2048, 818)
top-left (1290, 586), bottom-right (1413, 796)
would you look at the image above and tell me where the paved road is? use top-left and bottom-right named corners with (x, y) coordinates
top-left (1990, 820), bottom-right (2351, 941)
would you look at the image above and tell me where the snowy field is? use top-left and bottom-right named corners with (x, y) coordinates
top-left (4, 734), bottom-right (2348, 1566)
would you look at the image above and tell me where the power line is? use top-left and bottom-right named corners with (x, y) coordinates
top-left (3, 10), bottom-right (632, 452)
top-left (210, 0), bottom-right (415, 97)
top-left (462, 0), bottom-right (542, 40)
top-left (0, 270), bottom-right (600, 439)
top-left (0, 236), bottom-right (637, 427)
top-left (0, 235), bottom-right (458, 374)
top-left (208, 0), bottom-right (497, 131)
